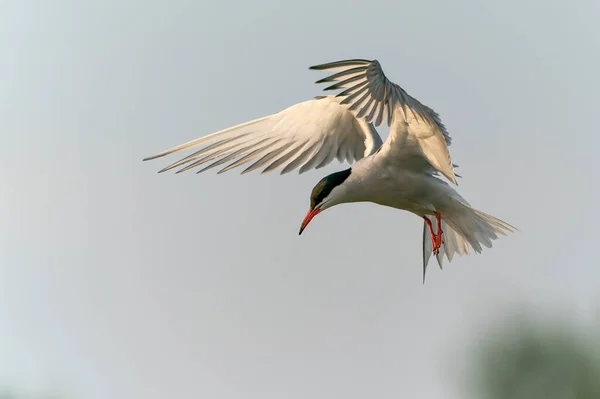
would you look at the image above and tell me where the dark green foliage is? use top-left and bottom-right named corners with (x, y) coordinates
top-left (466, 311), bottom-right (600, 399)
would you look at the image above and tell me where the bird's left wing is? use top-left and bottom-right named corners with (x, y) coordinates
top-left (309, 59), bottom-right (457, 184)
top-left (143, 96), bottom-right (383, 175)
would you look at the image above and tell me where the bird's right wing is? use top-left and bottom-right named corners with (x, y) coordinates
top-left (310, 59), bottom-right (457, 184)
top-left (143, 95), bottom-right (383, 175)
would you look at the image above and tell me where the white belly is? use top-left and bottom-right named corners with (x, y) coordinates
top-left (348, 160), bottom-right (458, 217)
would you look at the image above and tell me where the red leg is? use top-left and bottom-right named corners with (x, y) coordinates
top-left (424, 216), bottom-right (435, 240)
top-left (425, 212), bottom-right (444, 255)
top-left (424, 216), bottom-right (442, 255)
top-left (434, 211), bottom-right (444, 246)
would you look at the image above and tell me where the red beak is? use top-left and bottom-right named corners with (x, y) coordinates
top-left (299, 207), bottom-right (321, 235)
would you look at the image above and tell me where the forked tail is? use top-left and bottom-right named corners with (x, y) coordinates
top-left (422, 202), bottom-right (517, 282)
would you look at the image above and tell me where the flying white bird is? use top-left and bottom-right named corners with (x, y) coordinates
top-left (143, 58), bottom-right (516, 281)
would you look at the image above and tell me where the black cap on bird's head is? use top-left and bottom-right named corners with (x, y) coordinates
top-left (298, 168), bottom-right (352, 235)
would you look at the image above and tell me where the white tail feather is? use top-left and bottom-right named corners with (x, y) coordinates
top-left (422, 202), bottom-right (516, 282)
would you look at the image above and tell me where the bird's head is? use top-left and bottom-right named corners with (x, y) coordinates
top-left (298, 168), bottom-right (353, 235)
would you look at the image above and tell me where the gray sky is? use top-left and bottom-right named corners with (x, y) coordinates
top-left (1, 0), bottom-right (599, 398)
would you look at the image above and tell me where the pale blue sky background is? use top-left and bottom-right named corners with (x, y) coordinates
top-left (1, 0), bottom-right (599, 398)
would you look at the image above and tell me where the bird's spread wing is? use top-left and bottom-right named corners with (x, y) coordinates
top-left (143, 96), bottom-right (383, 175)
top-left (310, 59), bottom-right (457, 184)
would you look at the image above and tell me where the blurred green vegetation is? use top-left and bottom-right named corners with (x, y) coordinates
top-left (466, 310), bottom-right (600, 399)
top-left (2, 309), bottom-right (599, 399)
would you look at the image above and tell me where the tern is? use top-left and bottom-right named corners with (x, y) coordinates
top-left (143, 58), bottom-right (516, 280)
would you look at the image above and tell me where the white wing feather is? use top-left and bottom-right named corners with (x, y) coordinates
top-left (143, 96), bottom-right (383, 175)
top-left (310, 59), bottom-right (457, 184)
